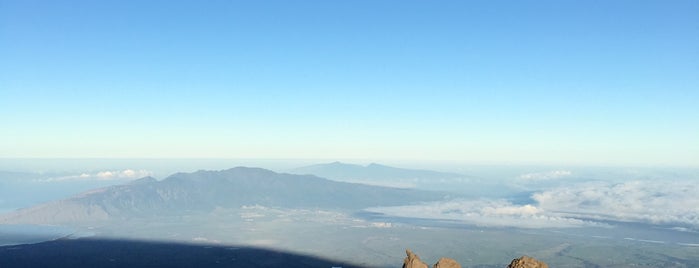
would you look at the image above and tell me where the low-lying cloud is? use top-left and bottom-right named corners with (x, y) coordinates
top-left (533, 180), bottom-right (699, 227)
top-left (42, 169), bottom-right (153, 182)
top-left (366, 199), bottom-right (603, 229)
top-left (368, 179), bottom-right (699, 230)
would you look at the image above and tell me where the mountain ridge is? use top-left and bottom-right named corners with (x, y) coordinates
top-left (289, 162), bottom-right (470, 189)
top-left (0, 167), bottom-right (445, 225)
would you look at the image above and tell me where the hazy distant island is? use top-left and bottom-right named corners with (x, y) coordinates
top-left (290, 162), bottom-right (471, 189)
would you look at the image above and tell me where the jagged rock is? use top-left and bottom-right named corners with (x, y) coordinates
top-left (403, 249), bottom-right (429, 268)
top-left (507, 256), bottom-right (548, 268)
top-left (402, 249), bottom-right (547, 268)
top-left (433, 257), bottom-right (461, 268)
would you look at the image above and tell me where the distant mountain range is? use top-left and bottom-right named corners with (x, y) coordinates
top-left (289, 162), bottom-right (470, 189)
top-left (0, 167), bottom-right (445, 225)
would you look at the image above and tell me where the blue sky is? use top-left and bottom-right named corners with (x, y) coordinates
top-left (1, 0), bottom-right (697, 166)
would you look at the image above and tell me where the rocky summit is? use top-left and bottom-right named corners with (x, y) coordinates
top-left (507, 255), bottom-right (549, 268)
top-left (433, 257), bottom-right (462, 268)
top-left (403, 249), bottom-right (546, 268)
top-left (403, 249), bottom-right (428, 268)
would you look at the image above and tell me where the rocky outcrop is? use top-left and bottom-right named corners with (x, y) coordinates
top-left (433, 257), bottom-right (461, 268)
top-left (507, 256), bottom-right (548, 268)
top-left (403, 249), bottom-right (428, 268)
top-left (403, 250), bottom-right (546, 268)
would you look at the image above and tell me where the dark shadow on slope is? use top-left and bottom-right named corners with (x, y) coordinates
top-left (0, 237), bottom-right (369, 268)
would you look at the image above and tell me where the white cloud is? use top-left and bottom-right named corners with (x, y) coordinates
top-left (518, 170), bottom-right (573, 181)
top-left (368, 179), bottom-right (699, 230)
top-left (532, 180), bottom-right (699, 228)
top-left (366, 199), bottom-right (603, 229)
top-left (42, 169), bottom-right (153, 182)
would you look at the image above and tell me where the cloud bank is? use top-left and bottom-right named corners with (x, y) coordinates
top-left (368, 179), bottom-right (699, 230)
top-left (42, 169), bottom-right (153, 182)
top-left (366, 199), bottom-right (603, 229)
top-left (533, 180), bottom-right (699, 227)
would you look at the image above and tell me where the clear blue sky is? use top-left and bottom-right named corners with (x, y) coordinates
top-left (1, 0), bottom-right (697, 166)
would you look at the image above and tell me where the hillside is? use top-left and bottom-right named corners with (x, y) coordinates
top-left (0, 167), bottom-right (445, 224)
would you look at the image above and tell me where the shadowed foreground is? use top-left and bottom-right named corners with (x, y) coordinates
top-left (0, 238), bottom-right (366, 268)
